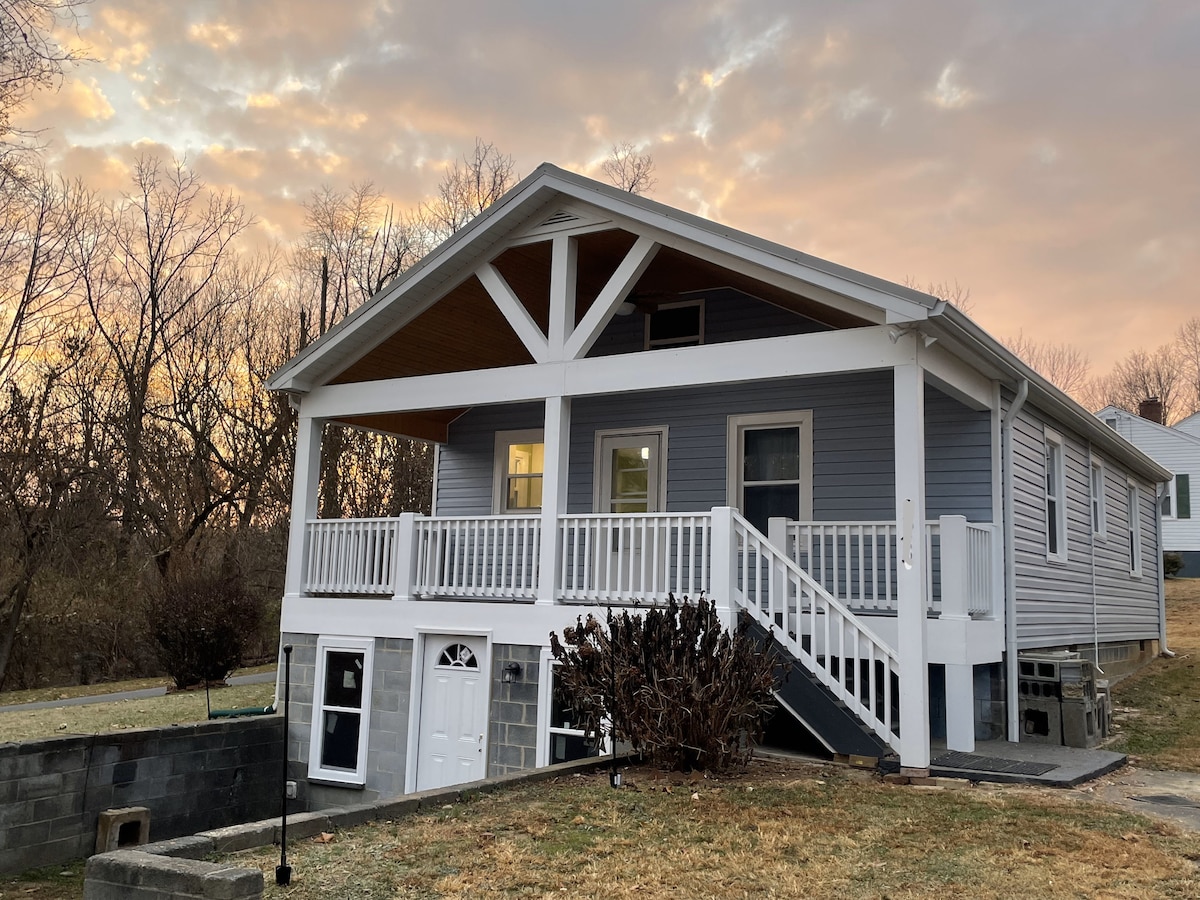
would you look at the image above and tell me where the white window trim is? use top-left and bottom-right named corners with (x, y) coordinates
top-left (492, 428), bottom-right (544, 514)
top-left (1162, 475), bottom-right (1177, 520)
top-left (1044, 428), bottom-right (1067, 563)
top-left (592, 426), bottom-right (669, 513)
top-left (727, 410), bottom-right (815, 524)
top-left (535, 649), bottom-right (606, 768)
top-left (1090, 457), bottom-right (1106, 539)
top-left (644, 298), bottom-right (704, 350)
top-left (308, 635), bottom-right (375, 786)
top-left (1128, 479), bottom-right (1143, 577)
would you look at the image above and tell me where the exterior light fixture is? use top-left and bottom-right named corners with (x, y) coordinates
top-left (615, 301), bottom-right (637, 316)
top-left (502, 661), bottom-right (522, 683)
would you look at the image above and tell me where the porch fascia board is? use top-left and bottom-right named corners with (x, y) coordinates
top-left (299, 324), bottom-right (914, 420)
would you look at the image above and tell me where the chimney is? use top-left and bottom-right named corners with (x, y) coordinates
top-left (1137, 397), bottom-right (1163, 424)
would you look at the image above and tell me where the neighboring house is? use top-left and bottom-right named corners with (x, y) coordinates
top-left (1099, 403), bottom-right (1200, 576)
top-left (266, 164), bottom-right (1170, 807)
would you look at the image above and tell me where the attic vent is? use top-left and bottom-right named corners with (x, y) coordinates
top-left (539, 209), bottom-right (581, 228)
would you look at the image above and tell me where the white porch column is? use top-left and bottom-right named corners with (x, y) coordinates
top-left (709, 507), bottom-right (737, 631)
top-left (284, 415), bottom-right (323, 598)
top-left (939, 514), bottom-right (975, 752)
top-left (894, 363), bottom-right (931, 772)
top-left (536, 396), bottom-right (571, 605)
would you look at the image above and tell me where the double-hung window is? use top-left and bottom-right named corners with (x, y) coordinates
top-left (1044, 429), bottom-right (1067, 562)
top-left (493, 429), bottom-right (544, 514)
top-left (728, 411), bottom-right (814, 534)
top-left (1128, 482), bottom-right (1142, 576)
top-left (309, 636), bottom-right (374, 785)
top-left (1090, 460), bottom-right (1106, 538)
top-left (1162, 474), bottom-right (1191, 520)
top-left (538, 654), bottom-right (602, 767)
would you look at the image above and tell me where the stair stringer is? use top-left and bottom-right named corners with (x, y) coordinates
top-left (747, 619), bottom-right (892, 759)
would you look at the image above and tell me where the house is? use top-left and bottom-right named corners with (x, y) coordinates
top-left (266, 164), bottom-right (1170, 807)
top-left (1099, 402), bottom-right (1200, 576)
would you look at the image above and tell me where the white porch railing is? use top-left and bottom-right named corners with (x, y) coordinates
top-left (783, 517), bottom-right (996, 619)
top-left (413, 515), bottom-right (541, 600)
top-left (720, 509), bottom-right (901, 751)
top-left (304, 518), bottom-right (400, 595)
top-left (558, 513), bottom-right (711, 604)
top-left (300, 513), bottom-right (996, 622)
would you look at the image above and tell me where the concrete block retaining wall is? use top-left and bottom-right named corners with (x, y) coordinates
top-left (0, 716), bottom-right (283, 875)
top-left (83, 754), bottom-right (614, 899)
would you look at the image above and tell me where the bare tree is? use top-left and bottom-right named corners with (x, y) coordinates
top-left (0, 166), bottom-right (91, 381)
top-left (601, 141), bottom-right (656, 194)
top-left (420, 138), bottom-right (516, 241)
top-left (81, 157), bottom-right (250, 554)
top-left (1002, 331), bottom-right (1091, 398)
top-left (1173, 317), bottom-right (1200, 420)
top-left (0, 0), bottom-right (88, 169)
top-left (1092, 344), bottom-right (1183, 423)
top-left (902, 277), bottom-right (973, 316)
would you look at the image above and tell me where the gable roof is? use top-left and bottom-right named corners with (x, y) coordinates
top-left (264, 163), bottom-right (1171, 483)
top-left (1097, 405), bottom-right (1200, 449)
top-left (266, 163), bottom-right (940, 394)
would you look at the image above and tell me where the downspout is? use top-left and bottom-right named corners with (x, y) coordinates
top-left (1157, 482), bottom-right (1175, 657)
top-left (1001, 378), bottom-right (1029, 743)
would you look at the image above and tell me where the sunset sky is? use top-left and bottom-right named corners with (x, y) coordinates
top-left (20, 0), bottom-right (1200, 373)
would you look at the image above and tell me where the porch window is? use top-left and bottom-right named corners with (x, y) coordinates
top-left (1090, 460), bottom-right (1106, 538)
top-left (309, 636), bottom-right (374, 785)
top-left (728, 411), bottom-right (814, 533)
top-left (645, 299), bottom-right (703, 349)
top-left (493, 429), bottom-right (544, 513)
top-left (1044, 429), bottom-right (1066, 562)
top-left (1128, 482), bottom-right (1142, 576)
top-left (593, 427), bottom-right (668, 513)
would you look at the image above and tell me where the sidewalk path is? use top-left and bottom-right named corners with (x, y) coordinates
top-left (0, 671), bottom-right (277, 713)
top-left (1080, 766), bottom-right (1200, 832)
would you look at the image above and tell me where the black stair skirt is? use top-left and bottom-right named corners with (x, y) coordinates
top-left (747, 619), bottom-right (893, 760)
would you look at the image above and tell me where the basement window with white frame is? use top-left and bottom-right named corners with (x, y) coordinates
top-left (538, 657), bottom-right (603, 766)
top-left (309, 636), bottom-right (374, 786)
top-left (1044, 429), bottom-right (1067, 562)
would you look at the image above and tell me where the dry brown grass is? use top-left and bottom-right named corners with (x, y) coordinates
top-left (1109, 579), bottom-right (1200, 770)
top-left (231, 760), bottom-right (1200, 899)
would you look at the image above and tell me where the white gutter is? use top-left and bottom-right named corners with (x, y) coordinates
top-left (1001, 378), bottom-right (1029, 743)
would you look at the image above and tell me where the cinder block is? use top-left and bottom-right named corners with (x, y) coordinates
top-left (272, 810), bottom-right (332, 843)
top-left (95, 806), bottom-right (151, 854)
top-left (198, 820), bottom-right (276, 853)
top-left (140, 834), bottom-right (215, 859)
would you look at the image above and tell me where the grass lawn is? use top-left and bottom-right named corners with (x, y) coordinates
top-left (0, 668), bottom-right (276, 742)
top-left (228, 759), bottom-right (1200, 899)
top-left (1108, 578), bottom-right (1200, 771)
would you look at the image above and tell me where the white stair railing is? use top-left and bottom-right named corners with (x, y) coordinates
top-left (304, 518), bottom-right (400, 595)
top-left (558, 513), bottom-right (711, 604)
top-left (413, 516), bottom-right (541, 600)
top-left (721, 509), bottom-right (901, 751)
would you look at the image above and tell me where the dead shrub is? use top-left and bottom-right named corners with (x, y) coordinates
top-left (550, 594), bottom-right (782, 772)
top-left (146, 574), bottom-right (262, 688)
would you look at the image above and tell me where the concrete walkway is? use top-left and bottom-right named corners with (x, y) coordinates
top-left (1081, 766), bottom-right (1200, 833)
top-left (0, 671), bottom-right (277, 713)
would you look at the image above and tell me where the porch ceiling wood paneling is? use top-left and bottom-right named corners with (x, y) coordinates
top-left (333, 409), bottom-right (465, 444)
top-left (326, 230), bottom-right (871, 388)
top-left (329, 274), bottom-right (536, 384)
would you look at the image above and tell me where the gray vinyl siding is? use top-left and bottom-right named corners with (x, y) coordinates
top-left (436, 375), bottom-right (992, 523)
top-left (1007, 398), bottom-right (1161, 649)
top-left (587, 287), bottom-right (830, 358)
